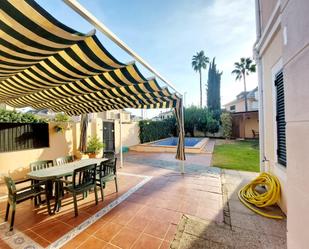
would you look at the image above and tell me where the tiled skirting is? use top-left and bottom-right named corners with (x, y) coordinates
top-left (0, 172), bottom-right (152, 249)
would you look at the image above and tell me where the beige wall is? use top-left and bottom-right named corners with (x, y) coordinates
top-left (281, 1), bottom-right (309, 248)
top-left (258, 0), bottom-right (309, 247)
top-left (260, 27), bottom-right (287, 213)
top-left (260, 0), bottom-right (278, 32)
top-left (0, 120), bottom-right (99, 182)
top-left (225, 99), bottom-right (258, 113)
top-left (114, 121), bottom-right (140, 153)
top-left (244, 113), bottom-right (259, 138)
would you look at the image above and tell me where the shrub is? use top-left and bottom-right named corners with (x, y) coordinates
top-left (139, 118), bottom-right (177, 143)
top-left (184, 106), bottom-right (219, 136)
top-left (221, 112), bottom-right (232, 139)
top-left (0, 109), bottom-right (46, 123)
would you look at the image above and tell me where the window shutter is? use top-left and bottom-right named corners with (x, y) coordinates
top-left (274, 71), bottom-right (287, 166)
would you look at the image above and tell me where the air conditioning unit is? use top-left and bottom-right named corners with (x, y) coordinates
top-left (121, 113), bottom-right (131, 123)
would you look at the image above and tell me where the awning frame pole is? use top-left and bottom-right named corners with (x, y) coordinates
top-left (119, 113), bottom-right (123, 168)
top-left (63, 0), bottom-right (182, 96)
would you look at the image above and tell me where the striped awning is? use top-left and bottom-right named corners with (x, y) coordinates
top-left (0, 0), bottom-right (180, 114)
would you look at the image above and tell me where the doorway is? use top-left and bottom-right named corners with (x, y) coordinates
top-left (103, 121), bottom-right (115, 152)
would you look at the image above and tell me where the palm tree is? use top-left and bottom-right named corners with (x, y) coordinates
top-left (232, 57), bottom-right (256, 112)
top-left (192, 51), bottom-right (209, 107)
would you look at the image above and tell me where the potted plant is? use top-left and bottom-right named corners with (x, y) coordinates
top-left (53, 113), bottom-right (71, 133)
top-left (86, 135), bottom-right (104, 158)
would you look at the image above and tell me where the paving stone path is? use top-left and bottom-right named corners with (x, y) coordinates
top-left (170, 169), bottom-right (287, 249)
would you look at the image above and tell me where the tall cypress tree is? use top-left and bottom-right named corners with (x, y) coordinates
top-left (207, 58), bottom-right (222, 120)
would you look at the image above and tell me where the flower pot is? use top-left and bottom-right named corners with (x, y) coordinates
top-left (88, 153), bottom-right (97, 158)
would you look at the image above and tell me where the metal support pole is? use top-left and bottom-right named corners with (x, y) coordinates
top-left (119, 113), bottom-right (123, 168)
top-left (63, 0), bottom-right (181, 96)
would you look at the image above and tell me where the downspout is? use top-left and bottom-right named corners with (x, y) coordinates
top-left (254, 0), bottom-right (266, 172)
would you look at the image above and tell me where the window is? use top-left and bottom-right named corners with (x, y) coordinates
top-left (0, 123), bottom-right (49, 153)
top-left (230, 105), bottom-right (236, 111)
top-left (275, 71), bottom-right (287, 166)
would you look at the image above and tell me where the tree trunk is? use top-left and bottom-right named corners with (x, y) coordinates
top-left (199, 69), bottom-right (202, 108)
top-left (243, 73), bottom-right (248, 112)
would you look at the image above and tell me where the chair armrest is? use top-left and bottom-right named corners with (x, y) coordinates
top-left (14, 178), bottom-right (32, 185)
top-left (13, 180), bottom-right (48, 194)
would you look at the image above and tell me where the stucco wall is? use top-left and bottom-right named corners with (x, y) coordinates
top-left (260, 0), bottom-right (278, 32)
top-left (225, 99), bottom-right (258, 112)
top-left (0, 120), bottom-right (99, 182)
top-left (260, 27), bottom-right (287, 213)
top-left (114, 121), bottom-right (140, 153)
top-left (281, 0), bottom-right (309, 248)
top-left (244, 113), bottom-right (259, 138)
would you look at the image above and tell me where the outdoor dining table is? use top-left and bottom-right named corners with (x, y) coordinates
top-left (27, 158), bottom-right (108, 214)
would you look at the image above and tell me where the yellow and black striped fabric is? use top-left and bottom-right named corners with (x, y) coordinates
top-left (0, 0), bottom-right (180, 114)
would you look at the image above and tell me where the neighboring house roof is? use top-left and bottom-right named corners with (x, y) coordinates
top-left (224, 87), bottom-right (258, 107)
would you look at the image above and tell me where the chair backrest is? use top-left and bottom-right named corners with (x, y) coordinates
top-left (54, 155), bottom-right (74, 166)
top-left (30, 160), bottom-right (54, 172)
top-left (72, 164), bottom-right (96, 189)
top-left (103, 151), bottom-right (115, 160)
top-left (103, 158), bottom-right (117, 176)
top-left (4, 176), bottom-right (16, 201)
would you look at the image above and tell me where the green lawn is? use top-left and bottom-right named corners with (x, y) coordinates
top-left (212, 140), bottom-right (260, 172)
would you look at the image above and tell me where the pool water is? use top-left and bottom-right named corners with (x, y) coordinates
top-left (152, 137), bottom-right (203, 147)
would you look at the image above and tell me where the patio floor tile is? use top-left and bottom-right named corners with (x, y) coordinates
top-left (164, 224), bottom-right (178, 241)
top-left (110, 227), bottom-right (141, 249)
top-left (131, 234), bottom-right (162, 249)
top-left (78, 236), bottom-right (107, 249)
top-left (61, 231), bottom-right (90, 249)
top-left (40, 222), bottom-right (73, 242)
top-left (144, 220), bottom-right (170, 239)
top-left (103, 243), bottom-right (121, 249)
top-left (127, 215), bottom-right (150, 232)
top-left (32, 235), bottom-right (50, 248)
top-left (86, 219), bottom-right (108, 235)
top-left (94, 222), bottom-right (123, 242)
top-left (159, 240), bottom-right (171, 249)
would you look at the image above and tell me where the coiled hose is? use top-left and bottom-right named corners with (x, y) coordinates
top-left (238, 172), bottom-right (283, 219)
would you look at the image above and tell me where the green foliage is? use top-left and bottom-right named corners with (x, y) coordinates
top-left (0, 109), bottom-right (46, 123)
top-left (139, 106), bottom-right (220, 142)
top-left (54, 113), bottom-right (71, 122)
top-left (139, 118), bottom-right (177, 143)
top-left (207, 58), bottom-right (222, 120)
top-left (221, 112), bottom-right (232, 139)
top-left (232, 57), bottom-right (256, 112)
top-left (184, 106), bottom-right (219, 136)
top-left (192, 50), bottom-right (210, 107)
top-left (53, 113), bottom-right (71, 133)
top-left (86, 135), bottom-right (104, 154)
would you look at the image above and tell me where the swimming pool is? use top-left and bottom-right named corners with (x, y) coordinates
top-left (153, 137), bottom-right (204, 147)
top-left (130, 137), bottom-right (209, 154)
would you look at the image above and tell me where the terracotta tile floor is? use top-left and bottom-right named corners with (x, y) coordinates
top-left (0, 151), bottom-right (224, 248)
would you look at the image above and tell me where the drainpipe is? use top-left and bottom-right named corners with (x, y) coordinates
top-left (254, 0), bottom-right (266, 172)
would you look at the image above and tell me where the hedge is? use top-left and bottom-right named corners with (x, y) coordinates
top-left (0, 109), bottom-right (46, 123)
top-left (139, 118), bottom-right (177, 143)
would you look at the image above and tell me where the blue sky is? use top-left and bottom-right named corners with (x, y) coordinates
top-left (37, 0), bottom-right (257, 118)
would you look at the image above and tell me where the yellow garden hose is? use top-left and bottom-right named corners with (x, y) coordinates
top-left (238, 172), bottom-right (284, 219)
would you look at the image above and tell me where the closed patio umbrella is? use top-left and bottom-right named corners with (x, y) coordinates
top-left (79, 114), bottom-right (88, 153)
top-left (175, 99), bottom-right (186, 172)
